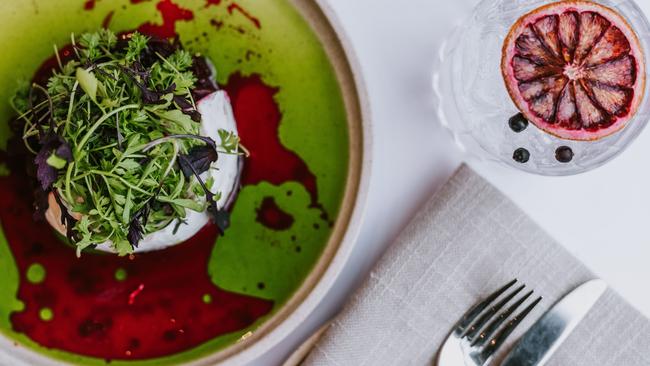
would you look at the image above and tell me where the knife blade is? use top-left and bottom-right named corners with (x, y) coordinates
top-left (500, 279), bottom-right (607, 366)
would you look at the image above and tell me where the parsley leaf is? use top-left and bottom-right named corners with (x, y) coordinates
top-left (126, 32), bottom-right (149, 63)
top-left (218, 129), bottom-right (240, 154)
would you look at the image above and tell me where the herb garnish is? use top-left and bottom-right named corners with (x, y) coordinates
top-left (10, 30), bottom-right (240, 255)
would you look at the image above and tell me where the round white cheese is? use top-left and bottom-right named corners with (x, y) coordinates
top-left (46, 90), bottom-right (241, 253)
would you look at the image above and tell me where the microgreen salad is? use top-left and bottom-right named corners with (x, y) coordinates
top-left (9, 30), bottom-right (242, 255)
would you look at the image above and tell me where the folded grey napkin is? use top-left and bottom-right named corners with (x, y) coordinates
top-left (304, 164), bottom-right (650, 366)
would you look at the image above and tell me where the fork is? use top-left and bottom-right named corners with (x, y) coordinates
top-left (435, 279), bottom-right (542, 366)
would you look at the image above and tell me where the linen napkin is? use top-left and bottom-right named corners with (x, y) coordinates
top-left (304, 164), bottom-right (650, 366)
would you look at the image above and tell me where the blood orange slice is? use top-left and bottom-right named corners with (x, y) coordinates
top-left (501, 1), bottom-right (646, 140)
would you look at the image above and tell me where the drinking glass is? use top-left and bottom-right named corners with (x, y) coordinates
top-left (433, 0), bottom-right (650, 175)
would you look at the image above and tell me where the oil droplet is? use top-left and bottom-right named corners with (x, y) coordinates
top-left (114, 268), bottom-right (127, 282)
top-left (202, 294), bottom-right (213, 304)
top-left (39, 308), bottom-right (53, 322)
top-left (26, 263), bottom-right (46, 284)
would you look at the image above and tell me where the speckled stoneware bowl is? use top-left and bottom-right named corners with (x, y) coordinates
top-left (0, 0), bottom-right (369, 364)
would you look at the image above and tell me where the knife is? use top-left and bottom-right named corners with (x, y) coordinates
top-left (500, 279), bottom-right (607, 366)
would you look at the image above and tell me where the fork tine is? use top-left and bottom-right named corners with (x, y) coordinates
top-left (463, 284), bottom-right (525, 339)
top-left (470, 290), bottom-right (533, 346)
top-left (454, 279), bottom-right (518, 335)
top-left (478, 296), bottom-right (543, 361)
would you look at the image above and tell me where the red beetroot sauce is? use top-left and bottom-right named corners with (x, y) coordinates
top-left (84, 0), bottom-right (97, 11)
top-left (227, 3), bottom-right (261, 29)
top-left (102, 11), bottom-right (115, 29)
top-left (255, 197), bottom-right (294, 231)
top-left (205, 0), bottom-right (222, 7)
top-left (3, 177), bottom-right (273, 360)
top-left (222, 73), bottom-right (319, 206)
top-left (137, 0), bottom-right (194, 39)
top-left (204, 0), bottom-right (261, 30)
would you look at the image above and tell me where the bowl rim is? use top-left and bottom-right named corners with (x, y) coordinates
top-left (211, 0), bottom-right (372, 363)
top-left (0, 0), bottom-right (372, 364)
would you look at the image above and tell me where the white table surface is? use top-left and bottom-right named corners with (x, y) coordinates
top-left (253, 0), bottom-right (650, 364)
